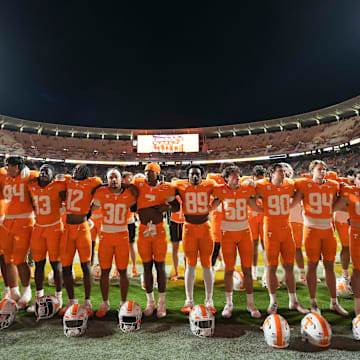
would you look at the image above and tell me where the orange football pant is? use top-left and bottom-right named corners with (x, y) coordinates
top-left (335, 221), bottom-right (350, 247)
top-left (60, 222), bottom-right (91, 266)
top-left (303, 226), bottom-right (337, 262)
top-left (98, 231), bottom-right (129, 270)
top-left (31, 222), bottom-right (63, 262)
top-left (90, 218), bottom-right (102, 243)
top-left (264, 221), bottom-right (295, 266)
top-left (290, 222), bottom-right (303, 248)
top-left (350, 227), bottom-right (360, 270)
top-left (211, 212), bottom-right (222, 243)
top-left (182, 221), bottom-right (214, 267)
top-left (137, 222), bottom-right (167, 263)
top-left (1, 217), bottom-right (34, 265)
top-left (249, 213), bottom-right (264, 241)
top-left (221, 228), bottom-right (252, 270)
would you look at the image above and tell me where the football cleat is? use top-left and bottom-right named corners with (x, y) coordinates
top-left (118, 301), bottom-right (142, 332)
top-left (189, 305), bottom-right (215, 337)
top-left (63, 304), bottom-right (88, 337)
top-left (247, 305), bottom-right (261, 318)
top-left (267, 303), bottom-right (278, 315)
top-left (301, 312), bottom-right (332, 347)
top-left (221, 303), bottom-right (233, 318)
top-left (169, 271), bottom-right (178, 281)
top-left (83, 301), bottom-right (94, 318)
top-left (233, 271), bottom-right (246, 291)
top-left (131, 267), bottom-right (138, 278)
top-left (289, 301), bottom-right (309, 314)
top-left (310, 303), bottom-right (321, 315)
top-left (205, 300), bottom-right (216, 315)
top-left (0, 298), bottom-right (17, 329)
top-left (330, 302), bottom-right (349, 317)
top-left (157, 301), bottom-right (166, 319)
top-left (181, 300), bottom-right (194, 315)
top-left (96, 302), bottom-right (110, 318)
top-left (17, 287), bottom-right (32, 310)
top-left (262, 314), bottom-right (290, 348)
top-left (143, 301), bottom-right (156, 316)
top-left (35, 295), bottom-right (61, 320)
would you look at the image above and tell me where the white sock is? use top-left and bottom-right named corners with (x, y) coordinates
top-left (146, 292), bottom-right (155, 303)
top-left (269, 293), bottom-right (277, 305)
top-left (120, 300), bottom-right (126, 307)
top-left (84, 299), bottom-right (91, 306)
top-left (289, 292), bottom-right (297, 305)
top-left (103, 300), bottom-right (110, 306)
top-left (246, 293), bottom-right (254, 307)
top-left (331, 297), bottom-right (337, 306)
top-left (202, 267), bottom-right (214, 303)
top-left (158, 292), bottom-right (165, 303)
top-left (35, 289), bottom-right (44, 298)
top-left (21, 285), bottom-right (31, 296)
top-left (225, 291), bottom-right (233, 305)
top-left (55, 291), bottom-right (62, 298)
top-left (4, 286), bottom-right (10, 294)
top-left (355, 298), bottom-right (360, 315)
top-left (185, 265), bottom-right (196, 302)
top-left (311, 298), bottom-right (317, 306)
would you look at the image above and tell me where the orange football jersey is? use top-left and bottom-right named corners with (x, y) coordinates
top-left (2, 170), bottom-right (38, 216)
top-left (256, 178), bottom-right (295, 223)
top-left (206, 173), bottom-right (224, 215)
top-left (28, 180), bottom-right (66, 225)
top-left (340, 185), bottom-right (360, 223)
top-left (133, 177), bottom-right (175, 210)
top-left (175, 179), bottom-right (216, 215)
top-left (64, 176), bottom-right (102, 215)
top-left (295, 178), bottom-right (339, 219)
top-left (0, 167), bottom-right (6, 217)
top-left (93, 187), bottom-right (136, 228)
top-left (213, 183), bottom-right (255, 230)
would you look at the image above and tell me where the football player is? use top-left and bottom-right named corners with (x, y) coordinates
top-left (89, 207), bottom-right (102, 266)
top-left (249, 165), bottom-right (266, 280)
top-left (92, 168), bottom-right (136, 317)
top-left (0, 156), bottom-right (38, 308)
top-left (292, 160), bottom-right (348, 316)
top-left (169, 178), bottom-right (184, 281)
top-left (133, 163), bottom-right (179, 318)
top-left (122, 171), bottom-right (138, 277)
top-left (206, 172), bottom-right (225, 272)
top-left (335, 169), bottom-right (360, 314)
top-left (59, 164), bottom-right (102, 316)
top-left (211, 165), bottom-right (262, 318)
top-left (175, 165), bottom-right (217, 314)
top-left (27, 163), bottom-right (65, 311)
top-left (256, 163), bottom-right (308, 315)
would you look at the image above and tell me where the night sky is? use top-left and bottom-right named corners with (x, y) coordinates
top-left (0, 1), bottom-right (359, 129)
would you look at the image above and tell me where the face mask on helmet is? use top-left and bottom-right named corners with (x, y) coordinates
top-left (118, 301), bottom-right (142, 333)
top-left (63, 304), bottom-right (88, 337)
top-left (262, 314), bottom-right (290, 348)
top-left (35, 295), bottom-right (61, 321)
top-left (0, 299), bottom-right (17, 329)
top-left (301, 313), bottom-right (332, 347)
top-left (189, 305), bottom-right (215, 338)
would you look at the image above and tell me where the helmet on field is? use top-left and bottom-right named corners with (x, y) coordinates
top-left (35, 295), bottom-right (61, 321)
top-left (262, 314), bottom-right (290, 348)
top-left (301, 313), bottom-right (332, 347)
top-left (63, 304), bottom-right (88, 337)
top-left (336, 277), bottom-right (353, 298)
top-left (262, 273), bottom-right (279, 289)
top-left (118, 300), bottom-right (142, 333)
top-left (233, 270), bottom-right (245, 291)
top-left (189, 304), bottom-right (215, 338)
top-left (352, 314), bottom-right (360, 340)
top-left (0, 298), bottom-right (17, 329)
top-left (140, 273), bottom-right (158, 291)
top-left (91, 265), bottom-right (102, 280)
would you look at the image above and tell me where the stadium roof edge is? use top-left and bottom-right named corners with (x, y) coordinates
top-left (1, 95), bottom-right (359, 138)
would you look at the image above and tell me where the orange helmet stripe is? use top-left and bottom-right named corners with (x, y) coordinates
top-left (128, 301), bottom-right (133, 311)
top-left (274, 314), bottom-right (283, 347)
top-left (0, 299), bottom-right (7, 310)
top-left (312, 313), bottom-right (329, 343)
top-left (72, 303), bottom-right (79, 316)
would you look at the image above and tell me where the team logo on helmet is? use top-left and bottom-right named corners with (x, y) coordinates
top-left (262, 314), bottom-right (290, 348)
top-left (301, 313), bottom-right (332, 347)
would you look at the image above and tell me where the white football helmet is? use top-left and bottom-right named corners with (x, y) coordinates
top-left (140, 273), bottom-right (158, 291)
top-left (118, 300), bottom-right (142, 333)
top-left (63, 304), bottom-right (88, 337)
top-left (262, 273), bottom-right (279, 289)
top-left (262, 314), bottom-right (290, 348)
top-left (301, 313), bottom-right (332, 347)
top-left (35, 295), bottom-right (61, 321)
top-left (189, 304), bottom-right (215, 338)
top-left (233, 270), bottom-right (245, 291)
top-left (352, 315), bottom-right (360, 340)
top-left (0, 298), bottom-right (17, 329)
top-left (92, 265), bottom-right (102, 281)
top-left (336, 277), bottom-right (353, 298)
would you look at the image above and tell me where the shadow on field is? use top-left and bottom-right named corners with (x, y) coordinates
top-left (214, 324), bottom-right (260, 338)
top-left (86, 320), bottom-right (116, 338)
top-left (291, 335), bottom-right (360, 352)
